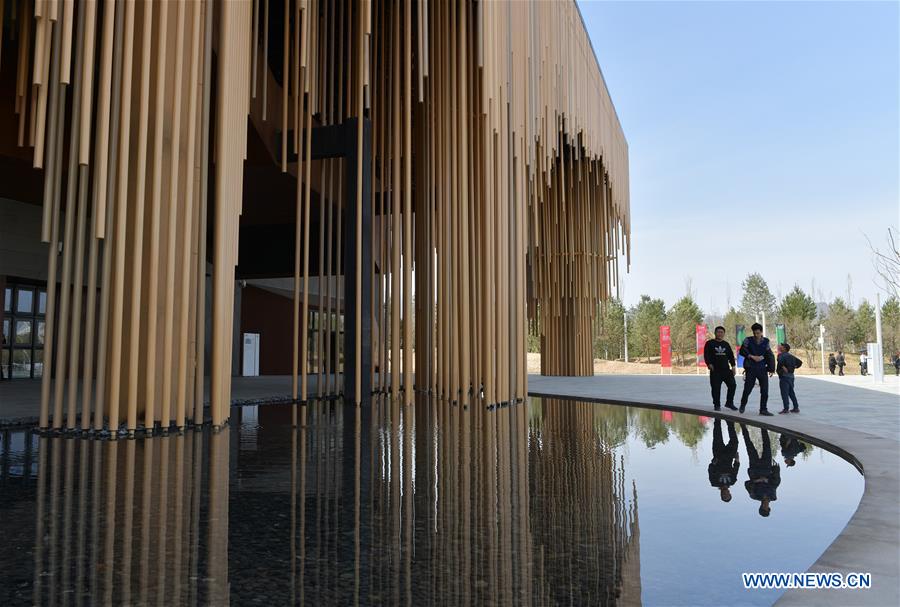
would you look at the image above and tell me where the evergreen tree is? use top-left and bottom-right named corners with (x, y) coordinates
top-left (673, 413), bottom-right (706, 450)
top-left (594, 298), bottom-right (626, 360)
top-left (881, 297), bottom-right (900, 357)
top-left (635, 407), bottom-right (670, 448)
top-left (527, 304), bottom-right (542, 353)
top-left (824, 297), bottom-right (854, 352)
top-left (592, 404), bottom-right (630, 448)
top-left (850, 300), bottom-right (876, 349)
top-left (630, 295), bottom-right (666, 363)
top-left (740, 272), bottom-right (776, 321)
top-left (779, 285), bottom-right (817, 364)
top-left (722, 307), bottom-right (747, 344)
top-left (667, 295), bottom-right (704, 366)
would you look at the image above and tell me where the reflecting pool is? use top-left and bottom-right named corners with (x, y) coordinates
top-left (0, 397), bottom-right (863, 606)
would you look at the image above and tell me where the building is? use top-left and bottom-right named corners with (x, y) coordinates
top-left (0, 0), bottom-right (629, 432)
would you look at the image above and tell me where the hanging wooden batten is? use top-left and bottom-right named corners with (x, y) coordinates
top-left (4, 0), bottom-right (628, 433)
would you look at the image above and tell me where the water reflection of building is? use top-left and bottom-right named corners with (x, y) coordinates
top-left (530, 399), bottom-right (641, 605)
top-left (27, 429), bottom-right (230, 604)
top-left (10, 397), bottom-right (643, 605)
top-left (281, 396), bottom-right (640, 606)
top-left (0, 427), bottom-right (40, 594)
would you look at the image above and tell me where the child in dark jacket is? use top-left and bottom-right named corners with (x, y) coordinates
top-left (779, 433), bottom-right (807, 467)
top-left (776, 343), bottom-right (802, 413)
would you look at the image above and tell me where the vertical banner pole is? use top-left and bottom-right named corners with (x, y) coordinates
top-left (819, 324), bottom-right (826, 375)
top-left (696, 324), bottom-right (707, 375)
top-left (874, 293), bottom-right (884, 383)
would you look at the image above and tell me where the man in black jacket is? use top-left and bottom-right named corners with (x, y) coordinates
top-left (708, 418), bottom-right (740, 502)
top-left (742, 425), bottom-right (780, 517)
top-left (703, 326), bottom-right (737, 411)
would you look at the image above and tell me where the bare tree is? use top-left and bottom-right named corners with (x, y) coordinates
top-left (867, 228), bottom-right (900, 297)
top-left (684, 276), bottom-right (695, 300)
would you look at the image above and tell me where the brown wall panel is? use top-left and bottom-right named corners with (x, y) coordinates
top-left (239, 285), bottom-right (295, 376)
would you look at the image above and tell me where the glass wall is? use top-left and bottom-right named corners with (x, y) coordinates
top-left (2, 283), bottom-right (46, 380)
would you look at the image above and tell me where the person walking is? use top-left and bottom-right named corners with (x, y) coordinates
top-left (776, 343), bottom-right (802, 414)
top-left (741, 425), bottom-right (780, 517)
top-left (828, 353), bottom-right (837, 375)
top-left (859, 352), bottom-right (868, 376)
top-left (836, 351), bottom-right (846, 376)
top-left (704, 326), bottom-right (737, 411)
top-left (893, 352), bottom-right (900, 376)
top-left (738, 323), bottom-right (775, 416)
top-left (708, 419), bottom-right (740, 503)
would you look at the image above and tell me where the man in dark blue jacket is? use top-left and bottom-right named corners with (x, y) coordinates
top-left (738, 323), bottom-right (775, 416)
top-left (742, 425), bottom-right (780, 517)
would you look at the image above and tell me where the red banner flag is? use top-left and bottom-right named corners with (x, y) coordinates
top-left (660, 326), bottom-right (671, 368)
top-left (696, 324), bottom-right (708, 368)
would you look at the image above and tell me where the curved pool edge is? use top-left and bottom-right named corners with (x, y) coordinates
top-left (528, 384), bottom-right (900, 607)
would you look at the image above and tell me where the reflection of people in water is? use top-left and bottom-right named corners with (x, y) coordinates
top-left (779, 433), bottom-right (806, 467)
top-left (741, 425), bottom-right (781, 517)
top-left (708, 419), bottom-right (740, 502)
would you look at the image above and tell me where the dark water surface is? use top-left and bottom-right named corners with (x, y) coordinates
top-left (0, 397), bottom-right (862, 606)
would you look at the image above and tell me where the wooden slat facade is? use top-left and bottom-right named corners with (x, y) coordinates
top-left (1, 0), bottom-right (629, 432)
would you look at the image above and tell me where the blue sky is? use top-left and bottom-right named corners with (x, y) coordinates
top-left (578, 0), bottom-right (899, 315)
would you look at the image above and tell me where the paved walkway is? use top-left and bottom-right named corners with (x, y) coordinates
top-left (804, 372), bottom-right (900, 396)
top-left (0, 379), bottom-right (53, 425)
top-left (528, 374), bottom-right (899, 607)
top-left (0, 375), bottom-right (332, 427)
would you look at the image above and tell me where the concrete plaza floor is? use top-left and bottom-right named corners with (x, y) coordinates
top-left (1, 373), bottom-right (898, 605)
top-left (0, 375), bottom-right (324, 427)
top-left (804, 372), bottom-right (900, 396)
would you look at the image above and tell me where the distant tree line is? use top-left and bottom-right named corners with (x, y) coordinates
top-left (571, 272), bottom-right (900, 365)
